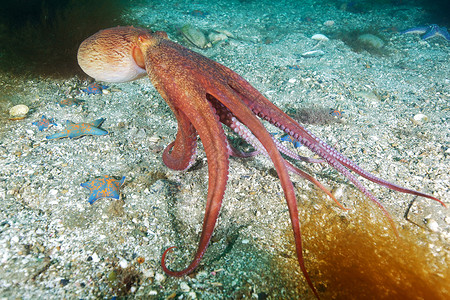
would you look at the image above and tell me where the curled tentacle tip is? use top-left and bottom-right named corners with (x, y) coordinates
top-left (162, 246), bottom-right (177, 258)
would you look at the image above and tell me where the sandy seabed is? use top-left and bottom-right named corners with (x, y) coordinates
top-left (1, 1), bottom-right (449, 299)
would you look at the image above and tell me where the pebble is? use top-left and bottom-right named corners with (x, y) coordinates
top-left (411, 113), bottom-right (429, 126)
top-left (426, 219), bottom-right (440, 232)
top-left (180, 281), bottom-right (190, 292)
top-left (323, 20), bottom-right (335, 27)
top-left (119, 259), bottom-right (128, 268)
top-left (154, 272), bottom-right (166, 283)
top-left (311, 34), bottom-right (329, 41)
top-left (91, 252), bottom-right (100, 263)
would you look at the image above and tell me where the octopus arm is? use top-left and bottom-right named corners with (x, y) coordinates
top-left (208, 86), bottom-right (320, 299)
top-left (226, 72), bottom-right (444, 208)
top-left (162, 108), bottom-right (198, 171)
top-left (160, 90), bottom-right (230, 277)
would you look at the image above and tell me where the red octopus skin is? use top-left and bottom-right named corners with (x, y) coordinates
top-left (77, 26), bottom-right (445, 299)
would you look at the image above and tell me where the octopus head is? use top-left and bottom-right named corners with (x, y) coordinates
top-left (77, 26), bottom-right (149, 83)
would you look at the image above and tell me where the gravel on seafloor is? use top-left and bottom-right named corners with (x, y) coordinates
top-left (1, 0), bottom-right (449, 299)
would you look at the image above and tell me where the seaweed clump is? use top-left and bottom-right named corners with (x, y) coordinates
top-left (107, 266), bottom-right (141, 297)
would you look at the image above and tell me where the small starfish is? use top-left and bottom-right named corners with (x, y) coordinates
top-left (46, 118), bottom-right (108, 139)
top-left (58, 97), bottom-right (85, 107)
top-left (330, 108), bottom-right (345, 118)
top-left (32, 115), bottom-right (57, 131)
top-left (81, 175), bottom-right (125, 204)
top-left (280, 133), bottom-right (302, 148)
top-left (82, 83), bottom-right (108, 95)
top-left (401, 24), bottom-right (450, 41)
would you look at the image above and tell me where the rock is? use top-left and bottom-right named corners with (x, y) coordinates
top-left (9, 104), bottom-right (29, 120)
top-left (323, 20), bottom-right (335, 27)
top-left (181, 25), bottom-right (210, 48)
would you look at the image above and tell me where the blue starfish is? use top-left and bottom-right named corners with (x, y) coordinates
top-left (82, 83), bottom-right (108, 95)
top-left (401, 24), bottom-right (450, 41)
top-left (330, 108), bottom-right (345, 118)
top-left (32, 115), bottom-right (57, 131)
top-left (280, 133), bottom-right (302, 148)
top-left (81, 175), bottom-right (125, 204)
top-left (46, 118), bottom-right (108, 139)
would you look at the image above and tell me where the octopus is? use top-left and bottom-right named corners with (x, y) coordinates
top-left (77, 26), bottom-right (445, 298)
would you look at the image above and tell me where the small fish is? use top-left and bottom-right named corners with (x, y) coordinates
top-left (401, 24), bottom-right (450, 41)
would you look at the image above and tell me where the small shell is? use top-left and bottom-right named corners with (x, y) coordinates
top-left (301, 50), bottom-right (325, 58)
top-left (411, 113), bottom-right (429, 125)
top-left (311, 34), bottom-right (329, 41)
top-left (9, 104), bottom-right (29, 119)
top-left (181, 24), bottom-right (209, 48)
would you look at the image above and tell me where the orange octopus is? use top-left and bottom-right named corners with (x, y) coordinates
top-left (77, 26), bottom-right (445, 299)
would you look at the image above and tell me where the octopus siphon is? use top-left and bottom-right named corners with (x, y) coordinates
top-left (77, 26), bottom-right (445, 299)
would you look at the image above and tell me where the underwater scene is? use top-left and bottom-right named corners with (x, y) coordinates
top-left (0, 0), bottom-right (449, 299)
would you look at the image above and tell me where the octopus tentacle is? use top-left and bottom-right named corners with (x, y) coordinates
top-left (207, 87), bottom-right (320, 299)
top-left (227, 142), bottom-right (259, 158)
top-left (226, 76), bottom-right (444, 207)
top-left (271, 135), bottom-right (324, 164)
top-left (228, 116), bottom-right (347, 210)
top-left (161, 94), bottom-right (230, 277)
top-left (163, 109), bottom-right (198, 171)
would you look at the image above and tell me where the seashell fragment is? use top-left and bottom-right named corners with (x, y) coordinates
top-left (181, 24), bottom-right (210, 48)
top-left (9, 104), bottom-right (29, 120)
top-left (208, 32), bottom-right (228, 45)
top-left (311, 34), bottom-right (329, 41)
top-left (411, 113), bottom-right (429, 125)
top-left (301, 50), bottom-right (325, 58)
